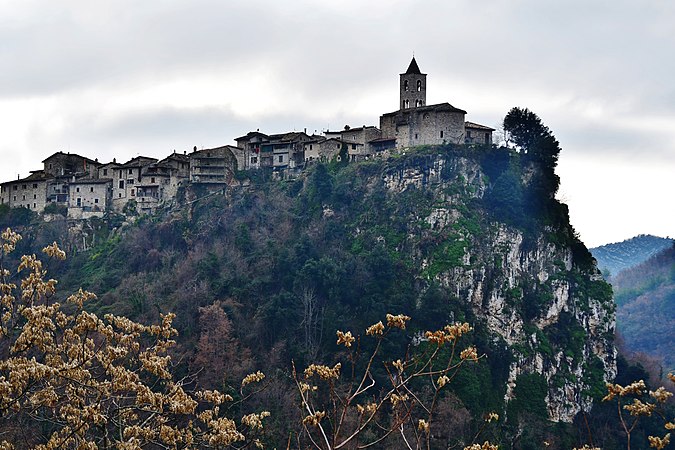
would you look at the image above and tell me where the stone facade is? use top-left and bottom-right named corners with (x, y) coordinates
top-left (0, 171), bottom-right (51, 211)
top-left (111, 156), bottom-right (158, 212)
top-left (465, 121), bottom-right (495, 146)
top-left (399, 57), bottom-right (427, 110)
top-left (304, 138), bottom-right (344, 163)
top-left (381, 103), bottom-right (466, 148)
top-left (67, 179), bottom-right (111, 218)
top-left (189, 146), bottom-right (237, 184)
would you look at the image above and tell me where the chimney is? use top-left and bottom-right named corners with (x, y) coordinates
top-left (113, 158), bottom-right (116, 163)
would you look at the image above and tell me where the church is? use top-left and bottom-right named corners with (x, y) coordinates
top-left (379, 57), bottom-right (493, 148)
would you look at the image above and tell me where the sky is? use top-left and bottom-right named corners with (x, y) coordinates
top-left (0, 0), bottom-right (673, 247)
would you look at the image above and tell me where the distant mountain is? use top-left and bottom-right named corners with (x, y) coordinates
top-left (590, 234), bottom-right (674, 277)
top-left (611, 244), bottom-right (675, 372)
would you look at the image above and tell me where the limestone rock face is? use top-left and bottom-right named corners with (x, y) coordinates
top-left (379, 152), bottom-right (616, 423)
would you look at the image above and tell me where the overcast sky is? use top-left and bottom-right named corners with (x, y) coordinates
top-left (0, 0), bottom-right (673, 247)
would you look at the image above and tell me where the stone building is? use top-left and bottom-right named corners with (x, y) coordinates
top-left (189, 146), bottom-right (238, 184)
top-left (234, 131), bottom-right (268, 170)
top-left (67, 178), bottom-right (111, 219)
top-left (0, 170), bottom-right (52, 211)
top-left (380, 57), bottom-right (467, 149)
top-left (43, 151), bottom-right (100, 179)
top-left (41, 152), bottom-right (101, 206)
top-left (111, 156), bottom-right (158, 212)
top-left (303, 138), bottom-right (344, 163)
top-left (465, 121), bottom-right (495, 145)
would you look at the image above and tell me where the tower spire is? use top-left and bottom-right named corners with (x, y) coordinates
top-left (405, 56), bottom-right (421, 75)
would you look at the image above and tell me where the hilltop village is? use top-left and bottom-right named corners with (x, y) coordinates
top-left (0, 58), bottom-right (494, 220)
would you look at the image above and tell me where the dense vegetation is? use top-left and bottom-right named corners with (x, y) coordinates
top-left (611, 244), bottom-right (675, 373)
top-left (1, 108), bottom-right (670, 448)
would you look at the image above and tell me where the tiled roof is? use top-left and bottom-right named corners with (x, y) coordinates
top-left (465, 121), bottom-right (495, 131)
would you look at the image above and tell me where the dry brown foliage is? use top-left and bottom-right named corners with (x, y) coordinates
top-left (0, 228), bottom-right (268, 449)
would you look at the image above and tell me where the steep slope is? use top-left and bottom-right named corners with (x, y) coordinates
top-left (0, 143), bottom-right (618, 449)
top-left (45, 145), bottom-right (615, 429)
top-left (611, 244), bottom-right (675, 371)
top-left (590, 234), bottom-right (673, 277)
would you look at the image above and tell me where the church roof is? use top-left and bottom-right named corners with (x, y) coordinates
top-left (404, 57), bottom-right (422, 75)
top-left (381, 102), bottom-right (467, 117)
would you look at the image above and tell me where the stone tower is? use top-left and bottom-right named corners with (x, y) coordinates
top-left (400, 57), bottom-right (426, 110)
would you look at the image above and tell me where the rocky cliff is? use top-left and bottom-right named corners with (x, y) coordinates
top-left (371, 150), bottom-right (615, 422)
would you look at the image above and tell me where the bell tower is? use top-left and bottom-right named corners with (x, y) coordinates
top-left (400, 56), bottom-right (426, 110)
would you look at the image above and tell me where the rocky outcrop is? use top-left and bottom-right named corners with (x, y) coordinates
top-left (380, 152), bottom-right (616, 423)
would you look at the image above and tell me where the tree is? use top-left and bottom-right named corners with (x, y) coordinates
top-left (503, 107), bottom-right (561, 172)
top-left (0, 228), bottom-right (269, 448)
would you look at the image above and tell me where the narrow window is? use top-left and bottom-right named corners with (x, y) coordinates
top-left (90, 187), bottom-right (94, 193)
top-left (278, 155), bottom-right (283, 163)
top-left (485, 133), bottom-right (490, 144)
top-left (404, 99), bottom-right (410, 109)
top-left (76, 187), bottom-right (80, 193)
top-left (128, 169), bottom-right (133, 174)
top-left (151, 178), bottom-right (155, 184)
top-left (404, 80), bottom-right (409, 91)
top-left (94, 198), bottom-right (99, 204)
top-left (103, 169), bottom-right (108, 176)
top-left (76, 198), bottom-right (81, 207)
top-left (414, 133), bottom-right (418, 139)
top-left (416, 80), bottom-right (422, 91)
top-left (33, 194), bottom-right (37, 199)
top-left (119, 180), bottom-right (124, 189)
top-left (33, 183), bottom-right (37, 188)
top-left (131, 189), bottom-right (135, 197)
top-left (33, 203), bottom-right (36, 208)
top-left (440, 130), bottom-right (444, 138)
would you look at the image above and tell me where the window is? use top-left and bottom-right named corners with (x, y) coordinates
top-left (131, 189), bottom-right (135, 197)
top-left (76, 187), bottom-right (80, 193)
top-left (128, 179), bottom-right (134, 185)
top-left (118, 193), bottom-right (122, 198)
top-left (416, 80), bottom-right (422, 91)
top-left (13, 186), bottom-right (17, 191)
top-left (404, 99), bottom-right (410, 109)
top-left (22, 195), bottom-right (25, 200)
top-left (76, 198), bottom-right (81, 207)
top-left (22, 184), bottom-right (26, 190)
top-left (416, 100), bottom-right (423, 107)
top-left (33, 183), bottom-right (38, 188)
top-left (128, 169), bottom-right (133, 174)
top-left (33, 194), bottom-right (36, 199)
top-left (485, 133), bottom-right (490, 144)
top-left (414, 133), bottom-right (418, 140)
top-left (33, 203), bottom-right (36, 209)
top-left (466, 130), bottom-right (472, 139)
top-left (309, 144), bottom-right (313, 150)
top-left (151, 178), bottom-right (155, 184)
top-left (352, 144), bottom-right (357, 150)
top-left (404, 80), bottom-right (409, 91)
top-left (94, 198), bottom-right (99, 204)
top-left (440, 130), bottom-right (444, 138)
top-left (251, 156), bottom-right (258, 164)
top-left (278, 155), bottom-right (283, 163)
top-left (103, 169), bottom-right (108, 176)
top-left (90, 187), bottom-right (94, 193)
top-left (119, 180), bottom-right (124, 189)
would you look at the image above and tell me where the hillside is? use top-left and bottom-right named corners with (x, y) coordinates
top-left (0, 140), bottom-right (621, 447)
top-left (590, 234), bottom-right (674, 277)
top-left (611, 244), bottom-right (675, 372)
